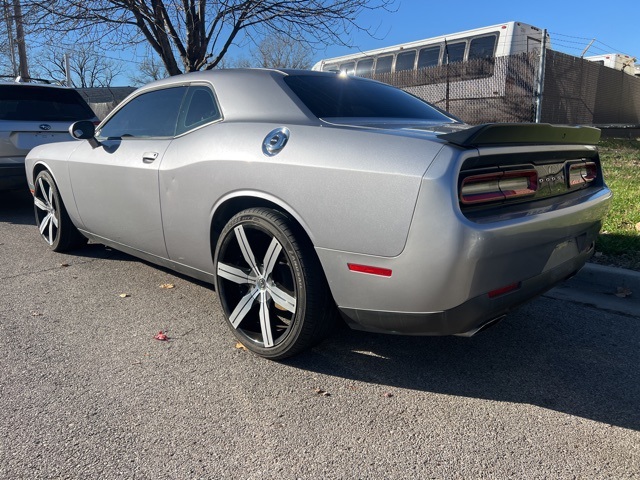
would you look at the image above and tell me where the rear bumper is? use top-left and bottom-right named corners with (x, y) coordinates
top-left (339, 242), bottom-right (592, 335)
top-left (316, 144), bottom-right (611, 336)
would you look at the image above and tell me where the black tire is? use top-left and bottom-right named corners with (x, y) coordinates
top-left (33, 170), bottom-right (86, 252)
top-left (214, 208), bottom-right (334, 359)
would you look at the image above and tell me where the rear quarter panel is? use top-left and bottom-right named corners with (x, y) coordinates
top-left (158, 122), bottom-right (446, 273)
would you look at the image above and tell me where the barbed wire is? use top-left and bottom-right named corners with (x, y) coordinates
top-left (549, 31), bottom-right (637, 59)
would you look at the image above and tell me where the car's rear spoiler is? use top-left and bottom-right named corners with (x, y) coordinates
top-left (437, 123), bottom-right (601, 148)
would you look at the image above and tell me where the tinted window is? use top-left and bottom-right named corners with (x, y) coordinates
top-left (468, 35), bottom-right (497, 59)
top-left (355, 58), bottom-right (374, 76)
top-left (0, 85), bottom-right (95, 121)
top-left (418, 47), bottom-right (440, 68)
top-left (99, 86), bottom-right (187, 138)
top-left (176, 86), bottom-right (221, 135)
top-left (444, 42), bottom-right (466, 63)
top-left (284, 75), bottom-right (453, 121)
top-left (375, 55), bottom-right (393, 74)
top-left (395, 50), bottom-right (416, 72)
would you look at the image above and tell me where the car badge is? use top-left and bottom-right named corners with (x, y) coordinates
top-left (39, 124), bottom-right (52, 131)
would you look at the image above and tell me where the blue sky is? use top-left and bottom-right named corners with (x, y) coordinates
top-left (314, 0), bottom-right (640, 63)
top-left (50, 0), bottom-right (637, 85)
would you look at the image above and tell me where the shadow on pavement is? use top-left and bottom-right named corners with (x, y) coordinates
top-left (0, 188), bottom-right (34, 225)
top-left (287, 304), bottom-right (640, 431)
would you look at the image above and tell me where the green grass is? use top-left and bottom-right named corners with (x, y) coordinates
top-left (594, 138), bottom-right (640, 270)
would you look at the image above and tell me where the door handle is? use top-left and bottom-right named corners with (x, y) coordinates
top-left (142, 151), bottom-right (159, 163)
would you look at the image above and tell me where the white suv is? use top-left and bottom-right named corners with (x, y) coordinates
top-left (0, 80), bottom-right (98, 190)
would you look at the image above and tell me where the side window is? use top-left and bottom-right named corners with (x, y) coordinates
top-left (468, 35), bottom-right (497, 60)
top-left (395, 50), bottom-right (416, 72)
top-left (339, 62), bottom-right (355, 75)
top-left (417, 46), bottom-right (441, 68)
top-left (444, 42), bottom-right (466, 64)
top-left (355, 58), bottom-right (374, 76)
top-left (375, 55), bottom-right (393, 74)
top-left (176, 86), bottom-right (221, 135)
top-left (99, 86), bottom-right (187, 138)
top-left (322, 64), bottom-right (339, 72)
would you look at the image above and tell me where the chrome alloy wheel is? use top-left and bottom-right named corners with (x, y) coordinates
top-left (216, 223), bottom-right (297, 349)
top-left (34, 175), bottom-right (60, 246)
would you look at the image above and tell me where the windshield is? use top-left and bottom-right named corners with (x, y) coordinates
top-left (284, 74), bottom-right (454, 122)
top-left (0, 85), bottom-right (95, 121)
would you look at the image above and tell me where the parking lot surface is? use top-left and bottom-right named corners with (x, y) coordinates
top-left (1, 188), bottom-right (639, 479)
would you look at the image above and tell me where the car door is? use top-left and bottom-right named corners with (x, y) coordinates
top-left (68, 86), bottom-right (188, 258)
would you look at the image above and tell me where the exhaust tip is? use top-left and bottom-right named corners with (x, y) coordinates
top-left (455, 315), bottom-right (506, 337)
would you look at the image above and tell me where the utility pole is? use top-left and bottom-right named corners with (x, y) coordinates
top-left (534, 29), bottom-right (548, 124)
top-left (12, 0), bottom-right (29, 79)
top-left (64, 53), bottom-right (72, 86)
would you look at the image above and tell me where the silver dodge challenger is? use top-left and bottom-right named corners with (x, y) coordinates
top-left (25, 68), bottom-right (612, 358)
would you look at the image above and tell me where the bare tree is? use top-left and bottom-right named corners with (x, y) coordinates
top-left (128, 56), bottom-right (167, 86)
top-left (34, 46), bottom-right (124, 86)
top-left (23, 0), bottom-right (395, 76)
top-left (254, 33), bottom-right (313, 69)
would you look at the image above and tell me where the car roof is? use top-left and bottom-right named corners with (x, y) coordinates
top-left (127, 68), bottom-right (366, 125)
top-left (0, 80), bottom-right (76, 91)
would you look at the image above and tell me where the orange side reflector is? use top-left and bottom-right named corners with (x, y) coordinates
top-left (488, 282), bottom-right (521, 298)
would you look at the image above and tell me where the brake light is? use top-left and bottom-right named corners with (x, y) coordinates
top-left (460, 169), bottom-right (538, 205)
top-left (567, 162), bottom-right (597, 187)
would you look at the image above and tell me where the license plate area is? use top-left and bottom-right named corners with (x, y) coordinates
top-left (543, 238), bottom-right (579, 272)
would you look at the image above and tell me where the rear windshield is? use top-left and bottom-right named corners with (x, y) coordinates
top-left (284, 74), bottom-right (453, 121)
top-left (0, 85), bottom-right (95, 121)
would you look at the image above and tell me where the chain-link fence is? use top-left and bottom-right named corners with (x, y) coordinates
top-left (370, 52), bottom-right (539, 124)
top-left (542, 50), bottom-right (640, 125)
top-left (370, 51), bottom-right (640, 126)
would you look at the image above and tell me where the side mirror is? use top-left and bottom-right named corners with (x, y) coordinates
top-left (69, 120), bottom-right (100, 148)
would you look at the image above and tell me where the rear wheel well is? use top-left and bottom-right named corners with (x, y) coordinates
top-left (209, 198), bottom-right (334, 306)
top-left (210, 197), bottom-right (312, 256)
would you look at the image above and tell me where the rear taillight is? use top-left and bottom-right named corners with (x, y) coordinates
top-left (567, 161), bottom-right (597, 188)
top-left (460, 169), bottom-right (538, 205)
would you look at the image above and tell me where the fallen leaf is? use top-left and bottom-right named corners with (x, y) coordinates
top-left (60, 263), bottom-right (70, 268)
top-left (160, 283), bottom-right (175, 289)
top-left (153, 331), bottom-right (169, 341)
top-left (119, 293), bottom-right (130, 298)
top-left (235, 342), bottom-right (247, 351)
top-left (382, 392), bottom-right (394, 398)
top-left (314, 388), bottom-right (330, 397)
top-left (615, 287), bottom-right (632, 298)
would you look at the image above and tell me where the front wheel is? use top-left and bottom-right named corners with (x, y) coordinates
top-left (214, 208), bottom-right (333, 359)
top-left (33, 170), bottom-right (86, 252)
